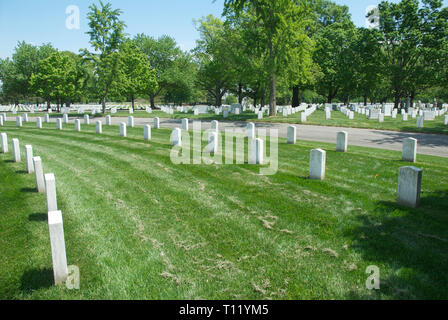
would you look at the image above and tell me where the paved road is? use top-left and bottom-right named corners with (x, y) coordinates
top-left (8, 116), bottom-right (448, 158)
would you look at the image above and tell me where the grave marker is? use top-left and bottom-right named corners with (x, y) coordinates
top-left (12, 138), bottom-right (20, 162)
top-left (33, 156), bottom-right (45, 192)
top-left (397, 166), bottom-right (422, 208)
top-left (182, 118), bottom-right (189, 131)
top-left (336, 131), bottom-right (348, 152)
top-left (106, 115), bottom-right (111, 126)
top-left (1, 132), bottom-right (8, 153)
top-left (16, 116), bottom-right (22, 127)
top-left (84, 114), bottom-right (89, 125)
top-left (402, 138), bottom-right (417, 163)
top-left (75, 119), bottom-right (81, 131)
top-left (246, 122), bottom-right (255, 139)
top-left (128, 116), bottom-right (134, 128)
top-left (154, 117), bottom-right (160, 129)
top-left (287, 126), bottom-right (297, 144)
top-left (57, 118), bottom-right (63, 130)
top-left (172, 128), bottom-right (182, 146)
top-left (208, 131), bottom-right (218, 154)
top-left (36, 117), bottom-right (42, 128)
top-left (144, 125), bottom-right (151, 141)
top-left (120, 122), bottom-right (127, 137)
top-left (309, 149), bottom-right (326, 180)
top-left (48, 210), bottom-right (68, 286)
top-left (96, 121), bottom-right (102, 134)
top-left (25, 145), bottom-right (34, 173)
top-left (45, 173), bottom-right (58, 212)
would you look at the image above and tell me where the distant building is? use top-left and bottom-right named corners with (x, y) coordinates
top-left (366, 5), bottom-right (379, 29)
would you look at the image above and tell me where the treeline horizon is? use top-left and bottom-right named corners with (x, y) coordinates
top-left (0, 0), bottom-right (447, 114)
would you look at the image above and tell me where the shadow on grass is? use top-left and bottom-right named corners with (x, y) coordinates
top-left (345, 190), bottom-right (448, 299)
top-left (28, 213), bottom-right (47, 222)
top-left (20, 268), bottom-right (53, 292)
top-left (368, 129), bottom-right (448, 149)
top-left (20, 187), bottom-right (36, 193)
top-left (16, 170), bottom-right (28, 175)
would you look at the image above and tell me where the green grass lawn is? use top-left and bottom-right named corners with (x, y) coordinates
top-left (256, 109), bottom-right (448, 135)
top-left (7, 108), bottom-right (448, 135)
top-left (1, 120), bottom-right (447, 299)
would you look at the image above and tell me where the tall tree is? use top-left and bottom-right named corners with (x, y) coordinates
top-left (134, 34), bottom-right (183, 107)
top-left (83, 0), bottom-right (126, 113)
top-left (224, 0), bottom-right (314, 115)
top-left (194, 15), bottom-right (235, 107)
top-left (375, 0), bottom-right (448, 108)
top-left (30, 51), bottom-right (85, 111)
top-left (118, 40), bottom-right (158, 109)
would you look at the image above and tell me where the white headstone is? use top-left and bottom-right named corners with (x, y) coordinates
top-left (57, 118), bottom-right (63, 130)
top-left (444, 115), bottom-right (448, 125)
top-left (48, 210), bottom-right (68, 285)
top-left (128, 116), bottom-right (134, 128)
top-left (154, 117), bottom-right (160, 129)
top-left (397, 166), bottom-right (422, 208)
top-left (208, 131), bottom-right (218, 154)
top-left (182, 118), bottom-right (189, 131)
top-left (301, 112), bottom-right (307, 123)
top-left (23, 113), bottom-right (28, 122)
top-left (75, 119), bottom-right (81, 132)
top-left (144, 125), bottom-right (151, 141)
top-left (25, 145), bottom-right (34, 173)
top-left (402, 113), bottom-right (408, 121)
top-left (211, 120), bottom-right (219, 132)
top-left (33, 156), bottom-right (45, 192)
top-left (246, 122), bottom-right (255, 139)
top-left (106, 115), bottom-right (111, 126)
top-left (96, 120), bottom-right (102, 134)
top-left (249, 138), bottom-right (264, 164)
top-left (36, 117), bottom-right (42, 128)
top-left (172, 128), bottom-right (182, 146)
top-left (12, 138), bottom-right (20, 162)
top-left (45, 173), bottom-right (58, 212)
top-left (378, 114), bottom-right (384, 122)
top-left (417, 116), bottom-right (424, 128)
top-left (402, 138), bottom-right (417, 163)
top-left (1, 132), bottom-right (7, 153)
top-left (44, 114), bottom-right (50, 123)
top-left (0, 116), bottom-right (3, 126)
top-left (336, 131), bottom-right (348, 152)
top-left (84, 114), bottom-right (90, 125)
top-left (120, 122), bottom-right (127, 137)
top-left (287, 126), bottom-right (297, 144)
top-left (309, 149), bottom-right (326, 180)
top-left (63, 114), bottom-right (69, 124)
top-left (16, 116), bottom-right (22, 127)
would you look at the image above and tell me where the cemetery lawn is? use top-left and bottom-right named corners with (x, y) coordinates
top-left (1, 121), bottom-right (448, 300)
top-left (256, 110), bottom-right (448, 135)
top-left (8, 109), bottom-right (448, 134)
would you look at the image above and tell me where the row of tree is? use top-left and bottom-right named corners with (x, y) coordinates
top-left (0, 0), bottom-right (447, 115)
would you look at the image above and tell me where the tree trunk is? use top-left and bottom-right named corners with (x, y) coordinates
top-left (363, 95), bottom-right (367, 106)
top-left (410, 91), bottom-right (415, 110)
top-left (393, 91), bottom-right (400, 110)
top-left (327, 95), bottom-right (332, 104)
top-left (47, 100), bottom-right (51, 111)
top-left (260, 87), bottom-right (266, 111)
top-left (238, 83), bottom-right (243, 104)
top-left (131, 95), bottom-right (135, 109)
top-left (150, 94), bottom-right (155, 108)
top-left (101, 96), bottom-right (106, 114)
top-left (269, 73), bottom-right (276, 116)
top-left (292, 86), bottom-right (299, 108)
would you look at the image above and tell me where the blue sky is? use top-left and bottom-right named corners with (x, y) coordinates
top-left (1, 0), bottom-right (447, 59)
